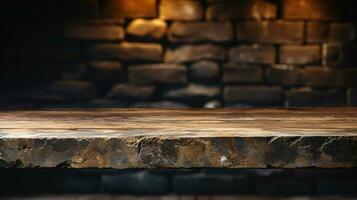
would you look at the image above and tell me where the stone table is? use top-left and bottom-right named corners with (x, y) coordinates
top-left (0, 108), bottom-right (357, 168)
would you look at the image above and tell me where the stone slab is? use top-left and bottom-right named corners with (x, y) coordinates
top-left (1, 108), bottom-right (357, 169)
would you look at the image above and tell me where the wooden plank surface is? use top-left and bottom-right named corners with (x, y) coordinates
top-left (0, 108), bottom-right (357, 168)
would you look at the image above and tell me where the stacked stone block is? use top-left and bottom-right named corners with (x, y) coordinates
top-left (1, 0), bottom-right (357, 107)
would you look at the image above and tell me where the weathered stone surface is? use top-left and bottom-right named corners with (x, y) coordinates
top-left (160, 84), bottom-right (221, 101)
top-left (160, 0), bottom-right (203, 21)
top-left (206, 0), bottom-right (277, 20)
top-left (102, 0), bottom-right (157, 18)
top-left (127, 19), bottom-right (167, 39)
top-left (237, 21), bottom-right (304, 44)
top-left (107, 83), bottom-right (155, 101)
top-left (63, 24), bottom-right (125, 41)
top-left (306, 22), bottom-right (329, 43)
top-left (168, 22), bottom-right (233, 42)
top-left (1, 108), bottom-right (357, 168)
top-left (86, 61), bottom-right (124, 82)
top-left (224, 86), bottom-right (283, 105)
top-left (282, 0), bottom-right (342, 20)
top-left (307, 22), bottom-right (356, 43)
top-left (266, 65), bottom-right (300, 86)
top-left (86, 42), bottom-right (163, 61)
top-left (300, 67), bottom-right (357, 87)
top-left (190, 61), bottom-right (220, 82)
top-left (223, 64), bottom-right (263, 83)
top-left (128, 64), bottom-right (187, 84)
top-left (279, 45), bottom-right (321, 65)
top-left (286, 88), bottom-right (345, 107)
top-left (165, 45), bottom-right (226, 63)
top-left (228, 45), bottom-right (275, 64)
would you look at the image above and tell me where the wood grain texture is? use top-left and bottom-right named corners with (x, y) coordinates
top-left (0, 108), bottom-right (357, 169)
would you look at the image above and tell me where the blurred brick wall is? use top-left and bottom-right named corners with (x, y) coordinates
top-left (1, 0), bottom-right (357, 108)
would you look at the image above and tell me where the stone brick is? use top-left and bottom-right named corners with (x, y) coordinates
top-left (86, 42), bottom-right (163, 61)
top-left (307, 22), bottom-right (356, 43)
top-left (165, 45), bottom-right (226, 63)
top-left (102, 0), bottom-right (157, 18)
top-left (160, 0), bottom-right (203, 21)
top-left (168, 22), bottom-right (233, 42)
top-left (63, 24), bottom-right (125, 41)
top-left (301, 67), bottom-right (357, 87)
top-left (266, 65), bottom-right (300, 86)
top-left (206, 0), bottom-right (277, 21)
top-left (86, 61), bottom-right (125, 83)
top-left (286, 88), bottom-right (345, 107)
top-left (190, 61), bottom-right (220, 82)
top-left (228, 45), bottom-right (275, 64)
top-left (224, 86), bottom-right (283, 105)
top-left (160, 84), bottom-right (221, 102)
top-left (173, 173), bottom-right (254, 194)
top-left (127, 19), bottom-right (167, 39)
top-left (306, 22), bottom-right (329, 43)
top-left (107, 83), bottom-right (155, 101)
top-left (237, 21), bottom-right (304, 44)
top-left (223, 64), bottom-right (263, 83)
top-left (279, 45), bottom-right (321, 65)
top-left (128, 64), bottom-right (187, 84)
top-left (282, 0), bottom-right (342, 20)
top-left (348, 89), bottom-right (357, 106)
top-left (101, 171), bottom-right (168, 194)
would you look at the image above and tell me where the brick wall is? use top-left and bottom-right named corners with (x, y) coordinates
top-left (1, 0), bottom-right (357, 108)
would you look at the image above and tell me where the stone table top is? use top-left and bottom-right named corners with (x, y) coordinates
top-left (0, 108), bottom-right (357, 168)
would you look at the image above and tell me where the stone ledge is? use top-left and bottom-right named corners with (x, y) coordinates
top-left (1, 108), bottom-right (357, 169)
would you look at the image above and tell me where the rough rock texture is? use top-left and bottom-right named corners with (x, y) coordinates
top-left (206, 0), bottom-right (277, 20)
top-left (229, 45), bottom-right (276, 64)
top-left (102, 0), bottom-right (157, 18)
top-left (160, 84), bottom-right (221, 101)
top-left (127, 19), bottom-right (167, 39)
top-left (63, 24), bottom-right (125, 41)
top-left (128, 64), bottom-right (187, 84)
top-left (237, 21), bottom-right (304, 44)
top-left (86, 42), bottom-right (163, 61)
top-left (107, 84), bottom-right (155, 101)
top-left (159, 0), bottom-right (203, 21)
top-left (190, 61), bottom-right (220, 82)
top-left (1, 108), bottom-right (357, 169)
top-left (168, 22), bottom-right (233, 42)
top-left (165, 45), bottom-right (226, 63)
top-left (223, 64), bottom-right (263, 83)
